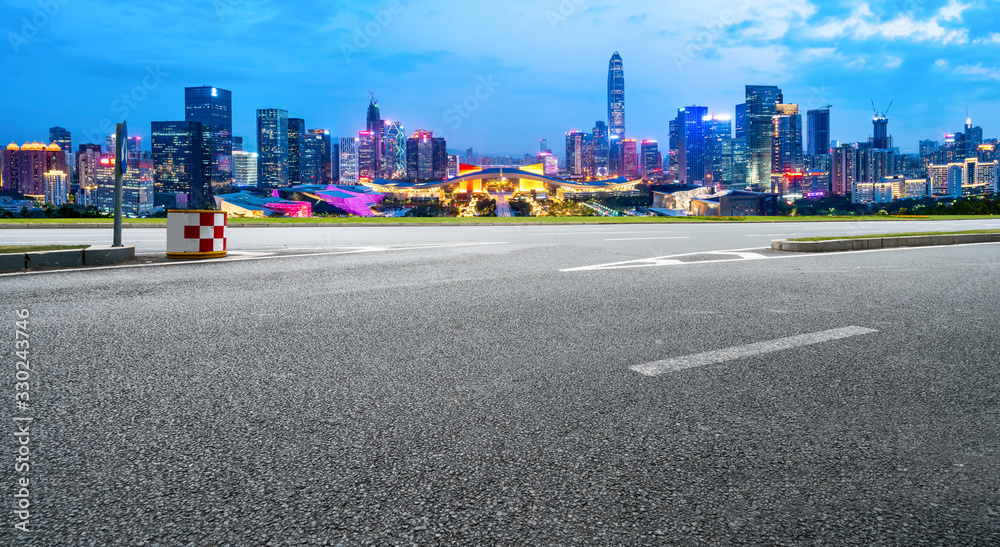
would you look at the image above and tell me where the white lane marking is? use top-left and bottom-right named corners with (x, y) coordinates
top-left (632, 326), bottom-right (879, 377)
top-left (604, 237), bottom-right (690, 241)
top-left (562, 249), bottom-right (768, 271)
top-left (563, 241), bottom-right (1000, 272)
top-left (0, 242), bottom-right (509, 277)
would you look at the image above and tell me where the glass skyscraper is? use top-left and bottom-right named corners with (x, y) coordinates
top-left (256, 109), bottom-right (289, 189)
top-left (772, 104), bottom-right (804, 179)
top-left (184, 86), bottom-right (232, 191)
top-left (382, 121), bottom-right (406, 180)
top-left (366, 96), bottom-right (383, 178)
top-left (308, 129), bottom-right (334, 184)
top-left (806, 107), bottom-right (831, 156)
top-left (675, 106), bottom-right (709, 184)
top-left (565, 130), bottom-right (587, 176)
top-left (287, 118), bottom-right (306, 184)
top-left (405, 130), bottom-right (447, 180)
top-left (300, 131), bottom-right (324, 185)
top-left (745, 85), bottom-right (783, 189)
top-left (607, 52), bottom-right (625, 139)
top-left (339, 137), bottom-right (359, 185)
top-left (592, 121), bottom-right (609, 177)
top-left (151, 120), bottom-right (206, 205)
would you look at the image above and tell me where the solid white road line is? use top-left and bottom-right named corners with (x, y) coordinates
top-left (631, 326), bottom-right (879, 377)
top-left (0, 242), bottom-right (509, 277)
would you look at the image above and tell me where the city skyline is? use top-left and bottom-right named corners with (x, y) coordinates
top-left (3, 1), bottom-right (999, 155)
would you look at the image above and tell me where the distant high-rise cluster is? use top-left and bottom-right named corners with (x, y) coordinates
top-left (3, 50), bottom-right (998, 217)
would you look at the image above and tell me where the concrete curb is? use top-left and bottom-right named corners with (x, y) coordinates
top-left (772, 233), bottom-right (1000, 252)
top-left (84, 246), bottom-right (136, 266)
top-left (26, 249), bottom-right (83, 269)
top-left (1, 246), bottom-right (135, 273)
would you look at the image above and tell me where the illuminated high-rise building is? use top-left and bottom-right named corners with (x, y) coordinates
top-left (608, 135), bottom-right (623, 177)
top-left (807, 107), bottom-right (831, 156)
top-left (565, 130), bottom-right (586, 176)
top-left (872, 114), bottom-right (891, 150)
top-left (256, 108), bottom-right (289, 189)
top-left (831, 144), bottom-right (856, 196)
top-left (735, 104), bottom-right (747, 139)
top-left (307, 129), bottom-right (334, 184)
top-left (2, 142), bottom-right (67, 196)
top-left (772, 104), bottom-right (803, 176)
top-left (358, 131), bottom-right (377, 181)
top-left (641, 140), bottom-right (661, 180)
top-left (607, 52), bottom-right (625, 139)
top-left (622, 139), bottom-right (639, 179)
top-left (232, 151), bottom-right (258, 188)
top-left (745, 85), bottom-right (783, 188)
top-left (44, 171), bottom-right (68, 206)
top-left (675, 106), bottom-right (708, 184)
top-left (287, 118), bottom-right (306, 184)
top-left (339, 137), bottom-right (359, 185)
top-left (48, 127), bottom-right (72, 186)
top-left (232, 136), bottom-right (243, 152)
top-left (705, 114), bottom-right (733, 185)
top-left (151, 120), bottom-right (206, 205)
top-left (405, 130), bottom-right (446, 180)
top-left (185, 86), bottom-right (233, 190)
top-left (300, 131), bottom-right (324, 185)
top-left (366, 94), bottom-right (383, 178)
top-left (382, 121), bottom-right (406, 179)
top-left (592, 121), bottom-right (609, 177)
top-left (75, 144), bottom-right (103, 206)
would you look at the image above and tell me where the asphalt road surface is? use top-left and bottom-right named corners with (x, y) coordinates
top-left (2, 221), bottom-right (999, 545)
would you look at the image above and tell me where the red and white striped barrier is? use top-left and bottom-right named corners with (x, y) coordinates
top-left (166, 210), bottom-right (228, 259)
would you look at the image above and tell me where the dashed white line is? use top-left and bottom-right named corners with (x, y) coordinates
top-left (632, 326), bottom-right (879, 377)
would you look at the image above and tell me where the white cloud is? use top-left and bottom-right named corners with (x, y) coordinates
top-left (955, 64), bottom-right (1000, 80)
top-left (884, 56), bottom-right (903, 69)
top-left (935, 59), bottom-right (950, 68)
top-left (811, 1), bottom-right (970, 45)
top-left (973, 32), bottom-right (1000, 44)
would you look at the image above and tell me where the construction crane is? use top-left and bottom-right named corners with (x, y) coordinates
top-left (871, 100), bottom-right (894, 118)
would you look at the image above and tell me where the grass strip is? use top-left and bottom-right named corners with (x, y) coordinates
top-left (790, 229), bottom-right (1000, 242)
top-left (0, 244), bottom-right (90, 254)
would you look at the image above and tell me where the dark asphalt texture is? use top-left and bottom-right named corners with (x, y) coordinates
top-left (2, 223), bottom-right (999, 545)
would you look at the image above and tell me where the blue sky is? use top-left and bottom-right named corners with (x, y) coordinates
top-left (2, 0), bottom-right (998, 154)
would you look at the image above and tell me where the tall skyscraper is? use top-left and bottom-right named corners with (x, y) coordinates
top-left (357, 131), bottom-right (377, 181)
top-left (339, 137), bottom-right (359, 185)
top-left (746, 85), bottom-right (783, 188)
top-left (44, 170), bottom-right (68, 206)
top-left (287, 118), bottom-right (306, 184)
top-left (151, 121), bottom-right (206, 205)
top-left (96, 151), bottom-right (154, 217)
top-left (735, 104), bottom-right (747, 139)
top-left (540, 139), bottom-right (548, 153)
top-left (184, 86), bottom-right (233, 190)
top-left (75, 144), bottom-right (103, 206)
top-left (807, 107), bottom-right (831, 156)
top-left (872, 114), bottom-right (891, 150)
top-left (300, 131), bottom-right (324, 185)
top-left (607, 52), bottom-right (625, 139)
top-left (675, 106), bottom-right (709, 184)
top-left (706, 114), bottom-right (733, 185)
top-left (405, 130), bottom-right (447, 180)
top-left (232, 136), bottom-right (243, 152)
top-left (641, 140), bottom-right (660, 180)
top-left (256, 109), bottom-right (289, 189)
top-left (565, 130), bottom-right (587, 176)
top-left (48, 127), bottom-right (72, 184)
top-left (831, 144), bottom-right (856, 196)
top-left (366, 94), bottom-right (383, 178)
top-left (592, 121), bottom-right (609, 177)
top-left (232, 151), bottom-right (258, 188)
top-left (772, 104), bottom-right (804, 177)
top-left (382, 121), bottom-right (406, 180)
top-left (2, 142), bottom-right (67, 196)
top-left (622, 139), bottom-right (639, 179)
top-left (608, 135), bottom-right (623, 177)
top-left (308, 129), bottom-right (334, 184)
